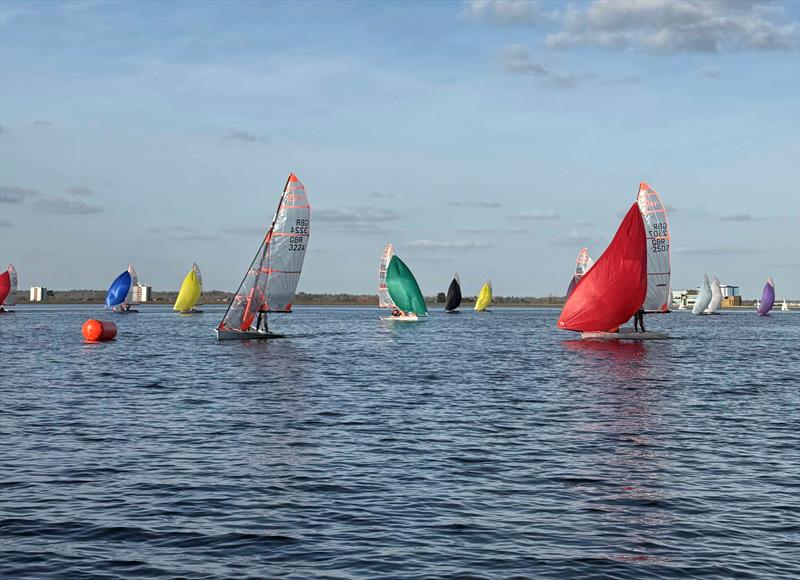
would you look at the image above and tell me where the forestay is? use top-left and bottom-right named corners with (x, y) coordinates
top-left (378, 243), bottom-right (397, 308)
top-left (637, 182), bottom-right (671, 312)
top-left (219, 174), bottom-right (311, 332)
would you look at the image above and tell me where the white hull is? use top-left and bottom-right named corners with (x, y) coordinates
top-left (582, 329), bottom-right (669, 341)
top-left (215, 329), bottom-right (283, 340)
top-left (381, 314), bottom-right (420, 322)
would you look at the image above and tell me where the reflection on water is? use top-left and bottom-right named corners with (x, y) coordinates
top-left (1, 305), bottom-right (798, 578)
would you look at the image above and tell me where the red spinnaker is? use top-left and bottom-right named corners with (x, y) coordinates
top-left (0, 271), bottom-right (9, 305)
top-left (557, 203), bottom-right (647, 332)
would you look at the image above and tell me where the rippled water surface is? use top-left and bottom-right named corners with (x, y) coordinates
top-left (1, 305), bottom-right (798, 578)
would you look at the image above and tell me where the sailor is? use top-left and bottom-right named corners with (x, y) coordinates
top-left (256, 306), bottom-right (268, 332)
top-left (633, 308), bottom-right (646, 333)
top-left (391, 308), bottom-right (401, 317)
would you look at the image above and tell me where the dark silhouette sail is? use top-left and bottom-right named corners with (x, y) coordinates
top-left (444, 274), bottom-right (462, 311)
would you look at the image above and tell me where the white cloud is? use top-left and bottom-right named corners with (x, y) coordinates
top-left (35, 197), bottom-right (102, 215)
top-left (514, 209), bottom-right (560, 220)
top-left (461, 0), bottom-right (554, 25)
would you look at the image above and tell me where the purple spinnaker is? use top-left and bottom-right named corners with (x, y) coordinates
top-left (757, 278), bottom-right (775, 316)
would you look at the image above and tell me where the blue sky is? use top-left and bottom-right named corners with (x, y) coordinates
top-left (1, 0), bottom-right (798, 298)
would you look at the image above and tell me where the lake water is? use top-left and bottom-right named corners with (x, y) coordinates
top-left (1, 305), bottom-right (798, 578)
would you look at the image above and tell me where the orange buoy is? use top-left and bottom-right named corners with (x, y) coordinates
top-left (82, 319), bottom-right (117, 342)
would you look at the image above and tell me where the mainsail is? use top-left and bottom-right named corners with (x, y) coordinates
top-left (558, 203), bottom-right (647, 332)
top-left (385, 253), bottom-right (427, 315)
top-left (637, 182), bottom-right (671, 312)
top-left (707, 276), bottom-right (723, 313)
top-left (474, 280), bottom-right (492, 312)
top-left (174, 263), bottom-right (202, 312)
top-left (757, 277), bottom-right (775, 315)
top-left (193, 263), bottom-right (204, 306)
top-left (0, 264), bottom-right (17, 306)
top-left (566, 248), bottom-right (593, 299)
top-left (218, 173), bottom-right (310, 332)
top-left (781, 299), bottom-right (789, 312)
top-left (125, 265), bottom-right (139, 306)
top-left (105, 270), bottom-right (132, 308)
top-left (692, 275), bottom-right (712, 315)
top-left (444, 273), bottom-right (462, 311)
top-left (378, 243), bottom-right (397, 308)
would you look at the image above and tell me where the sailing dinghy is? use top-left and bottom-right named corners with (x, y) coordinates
top-left (757, 277), bottom-right (775, 316)
top-left (215, 173), bottom-right (310, 340)
top-left (174, 263), bottom-right (203, 314)
top-left (105, 269), bottom-right (134, 312)
top-left (0, 264), bottom-right (17, 313)
top-left (444, 273), bottom-right (462, 312)
top-left (692, 275), bottom-right (712, 315)
top-left (782, 299), bottom-right (789, 312)
top-left (558, 203), bottom-right (667, 340)
top-left (378, 243), bottom-right (428, 321)
top-left (566, 248), bottom-right (593, 299)
top-left (474, 280), bottom-right (492, 312)
top-left (706, 276), bottom-right (723, 314)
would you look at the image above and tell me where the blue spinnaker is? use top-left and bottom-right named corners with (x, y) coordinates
top-left (105, 271), bottom-right (132, 308)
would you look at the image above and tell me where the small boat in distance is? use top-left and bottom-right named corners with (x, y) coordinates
top-left (174, 263), bottom-right (203, 314)
top-left (474, 280), bottom-right (492, 312)
top-left (782, 299), bottom-right (789, 312)
top-left (558, 203), bottom-right (667, 339)
top-left (566, 248), bottom-right (592, 299)
top-left (757, 277), bottom-right (775, 316)
top-left (216, 173), bottom-right (310, 340)
top-left (692, 275), bottom-right (712, 315)
top-left (706, 276), bottom-right (723, 314)
top-left (378, 243), bottom-right (427, 321)
top-left (105, 268), bottom-right (134, 312)
top-left (0, 264), bottom-right (17, 313)
top-left (444, 273), bottom-right (462, 312)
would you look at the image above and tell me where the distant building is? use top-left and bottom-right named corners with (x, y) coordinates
top-left (29, 286), bottom-right (47, 302)
top-left (719, 284), bottom-right (740, 297)
top-left (672, 288), bottom-right (698, 310)
top-left (133, 284), bottom-right (152, 303)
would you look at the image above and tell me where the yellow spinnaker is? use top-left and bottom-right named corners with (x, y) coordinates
top-left (474, 280), bottom-right (492, 312)
top-left (174, 269), bottom-right (201, 312)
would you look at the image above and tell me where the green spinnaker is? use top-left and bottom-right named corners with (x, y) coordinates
top-left (386, 255), bottom-right (428, 315)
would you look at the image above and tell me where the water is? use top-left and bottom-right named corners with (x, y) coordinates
top-left (1, 305), bottom-right (798, 578)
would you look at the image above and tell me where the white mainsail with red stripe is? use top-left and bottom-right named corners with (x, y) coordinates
top-left (378, 243), bottom-right (397, 309)
top-left (636, 181), bottom-right (671, 312)
top-left (218, 173), bottom-right (310, 333)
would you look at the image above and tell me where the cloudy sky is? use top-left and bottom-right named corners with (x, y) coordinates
top-left (1, 0), bottom-right (798, 298)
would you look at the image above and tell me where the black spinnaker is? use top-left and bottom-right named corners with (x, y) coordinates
top-left (444, 274), bottom-right (462, 311)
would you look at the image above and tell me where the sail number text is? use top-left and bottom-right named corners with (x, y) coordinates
top-left (289, 219), bottom-right (308, 251)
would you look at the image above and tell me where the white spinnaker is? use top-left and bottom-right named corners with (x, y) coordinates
top-left (378, 243), bottom-right (397, 308)
top-left (219, 174), bottom-right (310, 332)
top-left (6, 264), bottom-right (17, 306)
top-left (637, 182), bottom-right (671, 312)
top-left (126, 265), bottom-right (139, 305)
top-left (575, 248), bottom-right (593, 280)
top-left (692, 274), bottom-right (712, 315)
top-left (193, 262), bottom-right (203, 305)
top-left (707, 276), bottom-right (723, 313)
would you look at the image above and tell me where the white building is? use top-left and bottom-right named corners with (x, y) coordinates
top-left (133, 284), bottom-right (152, 303)
top-left (720, 284), bottom-right (740, 297)
top-left (29, 286), bottom-right (47, 302)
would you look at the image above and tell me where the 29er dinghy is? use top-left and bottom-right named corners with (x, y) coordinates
top-left (558, 202), bottom-right (667, 340)
top-left (105, 267), bottom-right (137, 313)
top-left (706, 276), bottom-right (722, 314)
top-left (174, 263), bottom-right (203, 314)
top-left (692, 275), bottom-right (712, 315)
top-left (0, 264), bottom-right (17, 313)
top-left (444, 273), bottom-right (462, 312)
top-left (757, 277), bottom-right (775, 316)
top-left (378, 243), bottom-right (427, 321)
top-left (474, 280), bottom-right (492, 312)
top-left (215, 173), bottom-right (310, 340)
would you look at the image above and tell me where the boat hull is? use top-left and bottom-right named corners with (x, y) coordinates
top-left (581, 329), bottom-right (669, 341)
top-left (215, 329), bottom-right (284, 340)
top-left (380, 314), bottom-right (420, 322)
top-left (176, 309), bottom-right (204, 314)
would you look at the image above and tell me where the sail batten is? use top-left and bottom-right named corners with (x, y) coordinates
top-left (218, 173), bottom-right (310, 332)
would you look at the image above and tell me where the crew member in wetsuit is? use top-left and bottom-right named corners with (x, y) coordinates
top-left (391, 308), bottom-right (401, 317)
top-left (256, 306), bottom-right (268, 332)
top-left (633, 308), bottom-right (646, 333)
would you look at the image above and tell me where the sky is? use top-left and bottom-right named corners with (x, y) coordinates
top-left (1, 0), bottom-right (798, 299)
